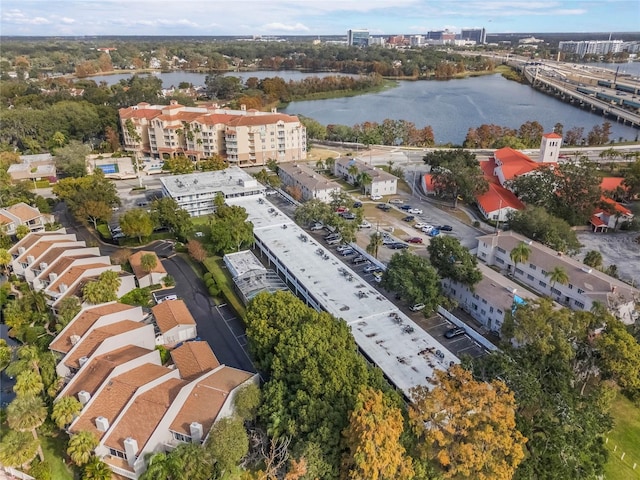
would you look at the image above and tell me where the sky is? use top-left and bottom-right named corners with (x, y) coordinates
top-left (1, 0), bottom-right (638, 37)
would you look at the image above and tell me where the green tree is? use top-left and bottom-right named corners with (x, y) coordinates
top-left (366, 232), bottom-right (383, 259)
top-left (67, 431), bottom-right (98, 466)
top-left (55, 140), bottom-right (91, 178)
top-left (13, 369), bottom-right (44, 397)
top-left (16, 224), bottom-right (30, 239)
top-left (7, 395), bottom-right (47, 461)
top-left (209, 203), bottom-right (254, 254)
top-left (357, 171), bottom-right (372, 194)
top-left (119, 208), bottom-right (154, 242)
top-left (0, 338), bottom-right (12, 372)
top-left (77, 199), bottom-right (113, 229)
top-left (0, 431), bottom-right (39, 469)
top-left (83, 457), bottom-right (113, 480)
top-left (380, 251), bottom-right (442, 311)
top-left (56, 296), bottom-right (81, 332)
top-left (150, 197), bottom-right (193, 240)
top-left (547, 265), bottom-right (569, 291)
top-left (52, 396), bottom-right (83, 429)
top-left (82, 270), bottom-right (121, 304)
top-left (622, 158), bottom-right (640, 199)
top-left (552, 160), bottom-right (602, 226)
top-left (140, 253), bottom-right (157, 274)
top-left (409, 365), bottom-right (526, 480)
top-left (504, 165), bottom-right (556, 209)
top-left (0, 247), bottom-right (11, 275)
top-left (343, 387), bottom-right (414, 480)
top-left (423, 149), bottom-right (488, 207)
top-left (427, 236), bottom-right (482, 287)
top-left (509, 241), bottom-right (531, 278)
top-left (234, 383), bottom-right (262, 423)
top-left (583, 250), bottom-right (603, 269)
top-left (596, 317), bottom-right (640, 399)
top-left (163, 155), bottom-right (194, 174)
top-left (140, 452), bottom-right (182, 480)
top-left (507, 206), bottom-right (582, 254)
top-left (206, 417), bottom-right (248, 477)
top-left (170, 442), bottom-right (213, 480)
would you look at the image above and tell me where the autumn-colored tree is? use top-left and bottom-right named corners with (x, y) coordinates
top-left (409, 365), bottom-right (526, 480)
top-left (342, 387), bottom-right (413, 480)
top-left (187, 240), bottom-right (207, 262)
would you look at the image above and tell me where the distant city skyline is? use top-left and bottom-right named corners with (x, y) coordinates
top-left (1, 0), bottom-right (638, 37)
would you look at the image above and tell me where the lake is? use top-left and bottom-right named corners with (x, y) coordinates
top-left (87, 70), bottom-right (639, 145)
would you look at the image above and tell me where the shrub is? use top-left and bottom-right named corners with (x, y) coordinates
top-left (205, 278), bottom-right (216, 288)
top-left (203, 272), bottom-right (213, 282)
top-left (208, 285), bottom-right (220, 297)
top-left (163, 275), bottom-right (175, 287)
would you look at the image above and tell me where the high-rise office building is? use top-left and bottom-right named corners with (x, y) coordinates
top-left (348, 29), bottom-right (369, 47)
top-left (461, 28), bottom-right (486, 45)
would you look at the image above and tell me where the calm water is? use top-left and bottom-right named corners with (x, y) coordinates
top-left (87, 70), bottom-right (639, 145)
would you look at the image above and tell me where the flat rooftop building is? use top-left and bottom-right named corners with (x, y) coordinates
top-left (229, 195), bottom-right (458, 398)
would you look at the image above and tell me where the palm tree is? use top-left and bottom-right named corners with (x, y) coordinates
top-left (13, 369), bottom-right (44, 397)
top-left (547, 266), bottom-right (569, 293)
top-left (0, 430), bottom-right (39, 468)
top-left (0, 339), bottom-right (11, 372)
top-left (325, 157), bottom-right (336, 172)
top-left (347, 164), bottom-right (359, 184)
top-left (171, 442), bottom-right (212, 480)
top-left (509, 242), bottom-right (531, 278)
top-left (67, 431), bottom-right (99, 466)
top-left (83, 457), bottom-right (113, 480)
top-left (140, 253), bottom-right (158, 274)
top-left (366, 232), bottom-right (384, 259)
top-left (315, 159), bottom-right (324, 171)
top-left (7, 395), bottom-right (47, 461)
top-left (140, 451), bottom-right (181, 480)
top-left (357, 171), bottom-right (372, 194)
top-left (0, 248), bottom-right (10, 276)
top-left (52, 396), bottom-right (83, 429)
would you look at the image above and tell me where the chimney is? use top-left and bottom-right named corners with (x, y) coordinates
top-left (271, 107), bottom-right (277, 113)
top-left (77, 390), bottom-right (91, 405)
top-left (123, 437), bottom-right (138, 466)
top-left (240, 104), bottom-right (246, 111)
top-left (18, 247), bottom-right (26, 254)
top-left (26, 255), bottom-right (35, 264)
top-left (49, 272), bottom-right (58, 282)
top-left (190, 422), bottom-right (203, 443)
top-left (39, 262), bottom-right (48, 271)
top-left (95, 416), bottom-right (109, 432)
top-left (78, 356), bottom-right (89, 367)
top-left (59, 283), bottom-right (67, 293)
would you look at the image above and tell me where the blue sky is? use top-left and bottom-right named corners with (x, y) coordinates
top-left (1, 0), bottom-right (638, 36)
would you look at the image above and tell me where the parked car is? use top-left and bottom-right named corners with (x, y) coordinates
top-left (400, 205), bottom-right (413, 211)
top-left (410, 303), bottom-right (426, 312)
top-left (336, 244), bottom-right (352, 252)
top-left (370, 194), bottom-right (383, 200)
top-left (342, 212), bottom-right (357, 220)
top-left (364, 264), bottom-right (381, 273)
top-left (428, 229), bottom-right (440, 237)
top-left (377, 203), bottom-right (391, 211)
top-left (406, 237), bottom-right (423, 244)
top-left (310, 222), bottom-right (324, 231)
top-left (351, 256), bottom-right (368, 265)
top-left (325, 232), bottom-right (340, 240)
top-left (336, 206), bottom-right (348, 213)
top-left (353, 201), bottom-right (363, 208)
top-left (438, 225), bottom-right (453, 231)
top-left (372, 271), bottom-right (383, 282)
top-left (389, 199), bottom-right (404, 204)
top-left (327, 236), bottom-right (343, 245)
top-left (414, 223), bottom-right (430, 230)
top-left (340, 248), bottom-right (356, 256)
top-left (421, 225), bottom-right (434, 233)
top-left (408, 208), bottom-right (423, 215)
top-left (265, 189), bottom-right (278, 195)
top-left (444, 326), bottom-right (466, 339)
top-left (402, 215), bottom-right (415, 222)
top-left (112, 232), bottom-right (125, 239)
top-left (359, 220), bottom-right (372, 229)
top-left (388, 242), bottom-right (409, 250)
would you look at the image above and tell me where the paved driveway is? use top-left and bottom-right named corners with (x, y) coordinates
top-left (576, 231), bottom-right (640, 286)
top-left (157, 250), bottom-right (256, 373)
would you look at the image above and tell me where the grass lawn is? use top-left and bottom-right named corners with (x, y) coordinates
top-left (41, 433), bottom-right (75, 480)
top-left (604, 394), bottom-right (640, 479)
top-left (202, 256), bottom-right (246, 318)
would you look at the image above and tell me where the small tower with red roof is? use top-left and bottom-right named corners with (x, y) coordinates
top-left (539, 132), bottom-right (562, 163)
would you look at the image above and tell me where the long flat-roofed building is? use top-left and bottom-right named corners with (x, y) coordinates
top-left (477, 231), bottom-right (639, 324)
top-left (160, 166), bottom-right (264, 217)
top-left (119, 101), bottom-right (306, 166)
top-left (228, 196), bottom-right (458, 398)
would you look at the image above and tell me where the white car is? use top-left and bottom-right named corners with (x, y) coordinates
top-left (389, 199), bottom-right (404, 205)
top-left (370, 194), bottom-right (383, 200)
top-left (359, 220), bottom-right (372, 229)
top-left (414, 223), bottom-right (429, 229)
top-left (408, 208), bottom-right (423, 215)
top-left (421, 225), bottom-right (434, 233)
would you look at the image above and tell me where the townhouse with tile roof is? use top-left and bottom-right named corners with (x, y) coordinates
top-left (150, 299), bottom-right (198, 346)
top-left (277, 162), bottom-right (342, 202)
top-left (334, 157), bottom-right (398, 197)
top-left (476, 230), bottom-right (639, 324)
top-left (0, 203), bottom-right (54, 236)
top-left (128, 251), bottom-right (167, 288)
top-left (119, 101), bottom-right (306, 166)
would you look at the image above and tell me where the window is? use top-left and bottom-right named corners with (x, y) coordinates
top-left (472, 304), bottom-right (478, 311)
top-left (527, 274), bottom-right (534, 280)
top-left (497, 247), bottom-right (506, 254)
top-left (482, 298), bottom-right (487, 304)
top-left (539, 281), bottom-right (547, 288)
top-left (489, 306), bottom-right (494, 313)
top-left (575, 301), bottom-right (585, 309)
top-left (515, 268), bottom-right (524, 275)
top-left (529, 263), bottom-right (536, 270)
top-left (497, 309), bottom-right (503, 315)
top-left (481, 309), bottom-right (486, 315)
top-left (551, 287), bottom-right (561, 295)
top-left (109, 449), bottom-right (126, 459)
top-left (541, 270), bottom-right (547, 276)
top-left (577, 288), bottom-right (584, 294)
top-left (172, 431), bottom-right (191, 443)
top-left (496, 257), bottom-right (505, 264)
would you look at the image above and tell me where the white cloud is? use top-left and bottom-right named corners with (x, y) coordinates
top-left (261, 22), bottom-right (310, 32)
top-left (60, 17), bottom-right (76, 24)
top-left (2, 8), bottom-right (51, 25)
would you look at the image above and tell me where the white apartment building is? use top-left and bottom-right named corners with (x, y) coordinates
top-left (334, 157), bottom-right (398, 197)
top-left (159, 167), bottom-right (264, 217)
top-left (441, 262), bottom-right (540, 334)
top-left (277, 162), bottom-right (341, 202)
top-left (558, 40), bottom-right (624, 58)
top-left (477, 231), bottom-right (639, 324)
top-left (0, 203), bottom-right (54, 236)
top-left (119, 101), bottom-right (306, 167)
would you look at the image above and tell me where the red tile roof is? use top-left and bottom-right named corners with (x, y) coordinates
top-left (600, 196), bottom-right (632, 216)
top-left (590, 215), bottom-right (606, 227)
top-left (476, 183), bottom-right (525, 214)
top-left (494, 147), bottom-right (539, 181)
top-left (543, 132), bottom-right (562, 139)
top-left (151, 299), bottom-right (196, 333)
top-left (128, 251), bottom-right (166, 279)
top-left (600, 177), bottom-right (625, 192)
top-left (171, 342), bottom-right (220, 381)
top-left (480, 157), bottom-right (500, 184)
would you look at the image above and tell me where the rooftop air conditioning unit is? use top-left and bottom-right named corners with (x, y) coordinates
top-left (39, 262), bottom-right (48, 271)
top-left (70, 335), bottom-right (81, 345)
top-left (18, 247), bottom-right (26, 254)
top-left (49, 273), bottom-right (58, 282)
top-left (26, 255), bottom-right (35, 264)
top-left (59, 283), bottom-right (67, 293)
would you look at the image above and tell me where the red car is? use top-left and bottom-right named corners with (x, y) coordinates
top-left (336, 206), bottom-right (348, 213)
top-left (406, 237), bottom-right (423, 244)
